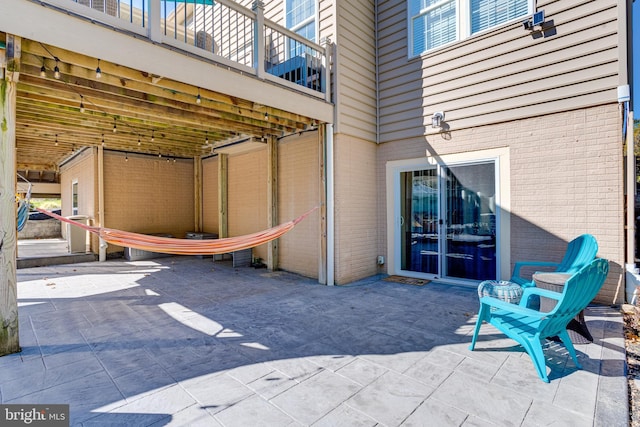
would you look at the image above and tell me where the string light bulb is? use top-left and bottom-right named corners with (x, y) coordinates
top-left (137, 138), bottom-right (141, 146)
top-left (264, 112), bottom-right (268, 120)
top-left (151, 130), bottom-right (155, 142)
top-left (54, 134), bottom-right (58, 146)
top-left (101, 134), bottom-right (105, 147)
top-left (54, 59), bottom-right (60, 79)
top-left (205, 131), bottom-right (209, 144)
top-left (112, 118), bottom-right (117, 133)
top-left (196, 88), bottom-right (201, 104)
top-left (96, 59), bottom-right (102, 79)
top-left (125, 152), bottom-right (129, 162)
top-left (79, 95), bottom-right (85, 113)
top-left (40, 58), bottom-right (46, 77)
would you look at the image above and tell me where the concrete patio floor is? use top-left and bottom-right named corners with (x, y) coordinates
top-left (1, 254), bottom-right (628, 426)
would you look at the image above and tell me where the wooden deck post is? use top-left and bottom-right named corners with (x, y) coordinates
top-left (194, 156), bottom-right (203, 233)
top-left (267, 136), bottom-right (278, 270)
top-left (0, 34), bottom-right (21, 355)
top-left (218, 153), bottom-right (228, 238)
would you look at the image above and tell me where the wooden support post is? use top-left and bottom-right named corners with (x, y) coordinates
top-left (97, 146), bottom-right (106, 261)
top-left (218, 153), bottom-right (228, 238)
top-left (318, 125), bottom-right (327, 284)
top-left (267, 136), bottom-right (278, 270)
top-left (0, 34), bottom-right (21, 355)
top-left (194, 156), bottom-right (202, 233)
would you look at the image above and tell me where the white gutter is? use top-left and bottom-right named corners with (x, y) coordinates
top-left (326, 123), bottom-right (335, 286)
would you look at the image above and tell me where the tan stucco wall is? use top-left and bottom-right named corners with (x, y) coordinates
top-left (376, 104), bottom-right (624, 305)
top-left (334, 133), bottom-right (380, 284)
top-left (102, 151), bottom-right (195, 253)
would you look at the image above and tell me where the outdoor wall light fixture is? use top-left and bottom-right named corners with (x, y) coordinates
top-left (523, 10), bottom-right (545, 31)
top-left (431, 111), bottom-right (445, 129)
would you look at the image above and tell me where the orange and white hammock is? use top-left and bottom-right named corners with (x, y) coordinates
top-left (36, 207), bottom-right (318, 256)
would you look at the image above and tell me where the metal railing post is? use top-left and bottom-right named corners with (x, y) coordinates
top-left (253, 1), bottom-right (265, 79)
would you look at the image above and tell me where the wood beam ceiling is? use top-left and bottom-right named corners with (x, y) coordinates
top-left (9, 36), bottom-right (318, 176)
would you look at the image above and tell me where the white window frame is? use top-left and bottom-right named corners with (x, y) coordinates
top-left (408, 0), bottom-right (534, 58)
top-left (284, 0), bottom-right (318, 42)
top-left (71, 179), bottom-right (79, 216)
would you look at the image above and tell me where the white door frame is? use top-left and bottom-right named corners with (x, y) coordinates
top-left (385, 147), bottom-right (511, 285)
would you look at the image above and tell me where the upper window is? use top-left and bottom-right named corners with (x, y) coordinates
top-left (286, 0), bottom-right (317, 56)
top-left (409, 0), bottom-right (531, 57)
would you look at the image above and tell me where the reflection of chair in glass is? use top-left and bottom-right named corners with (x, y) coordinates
top-left (510, 234), bottom-right (598, 287)
top-left (469, 258), bottom-right (609, 383)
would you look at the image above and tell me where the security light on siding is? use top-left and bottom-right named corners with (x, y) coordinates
top-left (431, 111), bottom-right (444, 129)
top-left (523, 10), bottom-right (545, 30)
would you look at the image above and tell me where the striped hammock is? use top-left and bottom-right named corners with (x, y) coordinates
top-left (35, 207), bottom-right (317, 256)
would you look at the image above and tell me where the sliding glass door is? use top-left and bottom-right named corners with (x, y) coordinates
top-left (397, 161), bottom-right (497, 282)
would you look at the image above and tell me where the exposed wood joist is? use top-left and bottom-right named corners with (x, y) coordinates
top-left (9, 35), bottom-right (321, 179)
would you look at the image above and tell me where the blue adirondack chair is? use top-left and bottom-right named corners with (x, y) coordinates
top-left (510, 234), bottom-right (598, 288)
top-left (469, 258), bottom-right (609, 383)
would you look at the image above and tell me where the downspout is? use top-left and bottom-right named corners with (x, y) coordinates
top-left (327, 123), bottom-right (335, 286)
top-left (374, 0), bottom-right (379, 145)
top-left (621, 0), bottom-right (635, 303)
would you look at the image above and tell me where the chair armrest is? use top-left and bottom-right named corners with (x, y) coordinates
top-left (511, 261), bottom-right (560, 282)
top-left (480, 296), bottom-right (547, 318)
top-left (520, 286), bottom-right (562, 304)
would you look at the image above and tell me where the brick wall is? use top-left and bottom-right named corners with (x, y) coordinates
top-left (278, 132), bottom-right (321, 278)
top-left (228, 149), bottom-right (268, 261)
top-left (334, 133), bottom-right (379, 284)
top-left (202, 156), bottom-right (219, 233)
top-left (103, 151), bottom-right (195, 253)
top-left (376, 104), bottom-right (624, 304)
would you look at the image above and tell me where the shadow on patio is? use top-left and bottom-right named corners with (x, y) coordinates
top-left (1, 256), bottom-right (628, 426)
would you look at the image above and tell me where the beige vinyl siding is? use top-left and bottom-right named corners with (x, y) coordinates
top-left (103, 151), bottom-right (195, 253)
top-left (334, 133), bottom-right (379, 284)
top-left (278, 132), bottom-right (321, 278)
top-left (334, 0), bottom-right (377, 140)
top-left (377, 0), bottom-right (619, 142)
top-left (227, 149), bottom-right (268, 261)
top-left (202, 156), bottom-right (219, 234)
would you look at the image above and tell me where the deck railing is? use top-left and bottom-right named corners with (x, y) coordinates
top-left (51, 0), bottom-right (330, 100)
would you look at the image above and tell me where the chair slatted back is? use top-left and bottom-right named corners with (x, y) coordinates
top-left (539, 258), bottom-right (609, 338)
top-left (557, 234), bottom-right (598, 274)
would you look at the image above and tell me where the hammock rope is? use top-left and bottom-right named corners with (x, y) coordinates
top-left (17, 174), bottom-right (33, 232)
top-left (35, 206), bottom-right (318, 256)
